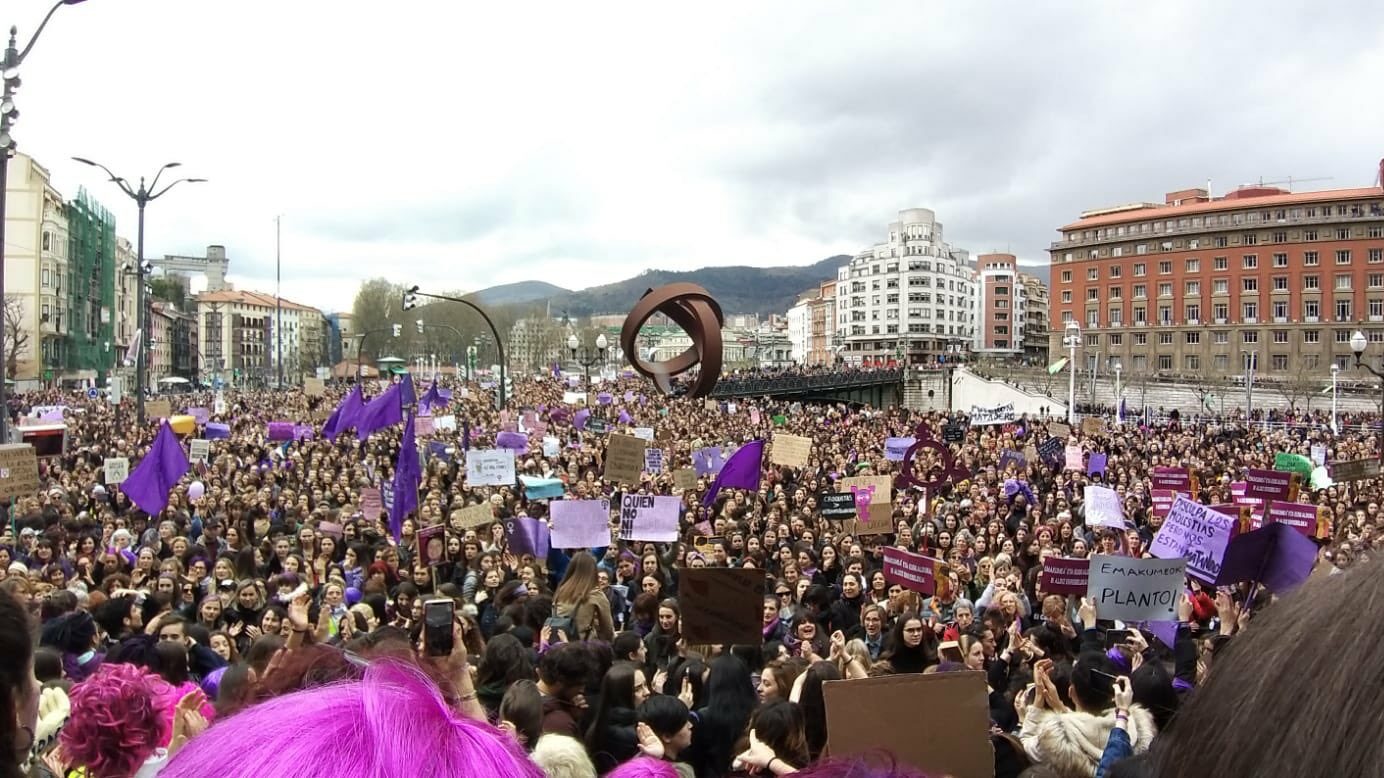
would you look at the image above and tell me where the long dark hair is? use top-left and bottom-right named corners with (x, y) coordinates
top-left (688, 655), bottom-right (759, 777)
top-left (584, 663), bottom-right (641, 755)
top-left (0, 589), bottom-right (34, 778)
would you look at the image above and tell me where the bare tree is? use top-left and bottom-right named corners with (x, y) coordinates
top-left (3, 295), bottom-right (29, 376)
top-left (1273, 364), bottom-right (1321, 413)
top-left (1184, 371), bottom-right (1219, 416)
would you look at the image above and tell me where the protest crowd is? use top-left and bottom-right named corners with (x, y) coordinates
top-left (1, 365), bottom-right (1381, 778)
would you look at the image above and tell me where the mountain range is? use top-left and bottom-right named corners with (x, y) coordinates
top-left (470, 256), bottom-right (852, 317)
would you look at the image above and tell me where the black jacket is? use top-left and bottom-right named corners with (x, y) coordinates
top-left (589, 707), bottom-right (638, 775)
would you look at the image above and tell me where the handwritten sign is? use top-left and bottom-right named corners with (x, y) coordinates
top-left (1039, 557), bottom-right (1090, 595)
top-left (1244, 468), bottom-right (1298, 502)
top-left (644, 448), bottom-right (664, 474)
top-left (679, 569), bottom-right (763, 645)
top-left (1048, 422), bottom-right (1072, 439)
top-left (1084, 485), bottom-right (1125, 528)
top-left (188, 439), bottom-right (210, 464)
top-left (466, 449), bottom-right (516, 487)
top-left (1150, 496), bottom-right (1234, 582)
top-left (1331, 458), bottom-right (1380, 482)
top-left (1081, 417), bottom-right (1105, 437)
top-left (618, 494), bottom-right (680, 542)
top-left (360, 487), bottom-right (383, 519)
top-left (884, 437), bottom-right (916, 462)
top-left (304, 378), bottom-right (325, 396)
top-left (882, 547), bottom-right (943, 596)
top-left (550, 500), bottom-right (613, 549)
top-left (103, 457), bottom-right (130, 485)
top-left (604, 434), bottom-right (648, 486)
top-left (147, 399), bottom-right (172, 419)
top-left (1151, 466), bottom-right (1195, 493)
top-left (1064, 445), bottom-right (1084, 471)
top-left (672, 468), bottom-right (698, 490)
top-left (632, 427), bottom-right (656, 442)
top-left (819, 492), bottom-right (858, 519)
top-left (451, 502), bottom-right (496, 530)
top-left (771, 433), bottom-right (813, 468)
top-left (0, 445), bottom-right (40, 500)
top-left (415, 416), bottom-right (435, 437)
top-left (838, 475), bottom-right (893, 535)
top-left (969, 403), bottom-right (1016, 426)
top-left (1086, 555), bottom-right (1186, 622)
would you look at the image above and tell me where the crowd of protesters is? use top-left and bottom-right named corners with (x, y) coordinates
top-left (1, 366), bottom-right (1381, 778)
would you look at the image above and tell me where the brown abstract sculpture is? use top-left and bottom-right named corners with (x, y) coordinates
top-left (620, 283), bottom-right (724, 397)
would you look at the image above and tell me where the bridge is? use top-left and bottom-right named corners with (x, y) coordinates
top-left (709, 368), bottom-right (905, 407)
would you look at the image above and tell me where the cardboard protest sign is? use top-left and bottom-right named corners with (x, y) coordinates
top-left (103, 457), bottom-right (130, 485)
top-left (882, 547), bottom-right (942, 596)
top-left (542, 436), bottom-right (561, 458)
top-left (550, 500), bottom-right (612, 549)
top-left (147, 399), bottom-right (172, 419)
top-left (1267, 500), bottom-right (1327, 538)
top-left (679, 568), bottom-right (763, 645)
top-left (884, 437), bottom-right (916, 462)
top-left (466, 449), bottom-right (516, 487)
top-left (1244, 468), bottom-right (1299, 502)
top-left (1086, 554), bottom-right (1186, 622)
top-left (1331, 458), bottom-right (1380, 482)
top-left (1038, 437), bottom-right (1064, 467)
top-left (360, 488), bottom-right (383, 519)
top-left (819, 491), bottom-right (859, 519)
top-left (1086, 452), bottom-right (1108, 477)
top-left (1082, 417), bottom-right (1105, 436)
top-left (1151, 466), bottom-right (1195, 493)
top-left (1150, 489), bottom-right (1181, 518)
top-left (417, 525), bottom-right (446, 567)
top-left (452, 502), bottom-right (496, 530)
top-left (415, 416), bottom-right (435, 437)
top-left (838, 475), bottom-right (893, 535)
top-left (644, 448), bottom-right (664, 474)
top-left (1064, 445), bottom-right (1084, 471)
top-left (631, 426), bottom-right (655, 442)
top-left (942, 423), bottom-right (965, 442)
top-left (1273, 452), bottom-right (1314, 481)
top-left (672, 468), bottom-right (698, 490)
top-left (604, 434), bottom-right (648, 485)
top-left (770, 433), bottom-right (812, 468)
top-left (1048, 422), bottom-right (1072, 439)
top-left (998, 449), bottom-right (1026, 471)
top-left (304, 378), bottom-right (325, 396)
top-left (188, 439), bottom-right (211, 464)
top-left (1150, 496), bottom-right (1234, 582)
top-left (1311, 444), bottom-right (1328, 468)
top-left (0, 445), bottom-right (40, 500)
top-left (823, 673), bottom-right (992, 778)
top-left (1084, 485), bottom-right (1125, 528)
top-left (618, 494), bottom-right (680, 542)
top-left (1040, 556), bottom-right (1090, 595)
top-left (969, 403), bottom-right (1016, 425)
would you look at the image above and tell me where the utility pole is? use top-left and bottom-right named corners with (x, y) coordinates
top-left (276, 215), bottom-right (283, 389)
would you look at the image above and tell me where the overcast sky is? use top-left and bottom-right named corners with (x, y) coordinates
top-left (11, 1), bottom-right (1384, 312)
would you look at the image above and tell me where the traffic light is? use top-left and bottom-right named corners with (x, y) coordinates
top-left (416, 319), bottom-right (425, 335)
top-left (391, 324), bottom-right (402, 337)
top-left (492, 372), bottom-right (512, 410)
top-left (402, 285), bottom-right (420, 311)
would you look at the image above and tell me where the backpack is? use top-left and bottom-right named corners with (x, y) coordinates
top-left (544, 612), bottom-right (577, 642)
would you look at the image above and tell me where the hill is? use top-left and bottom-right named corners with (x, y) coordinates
top-left (469, 280), bottom-right (571, 307)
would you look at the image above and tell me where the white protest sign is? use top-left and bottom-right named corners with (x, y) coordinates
top-left (103, 457), bottom-right (130, 485)
top-left (550, 500), bottom-right (613, 549)
top-left (632, 427), bottom-right (656, 442)
top-left (1084, 485), bottom-right (1125, 529)
top-left (542, 436), bottom-right (561, 458)
top-left (969, 403), bottom-right (1017, 426)
top-left (188, 439), bottom-right (211, 463)
top-left (1310, 444), bottom-right (1327, 467)
top-left (434, 415), bottom-right (457, 432)
top-left (1086, 554), bottom-right (1186, 622)
top-left (1150, 495), bottom-right (1234, 582)
top-left (465, 448), bottom-right (516, 487)
top-left (618, 494), bottom-right (680, 542)
top-left (644, 448), bottom-right (664, 473)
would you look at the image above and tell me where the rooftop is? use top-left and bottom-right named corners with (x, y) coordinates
top-left (1060, 185), bottom-right (1384, 232)
top-left (197, 289), bottom-right (322, 313)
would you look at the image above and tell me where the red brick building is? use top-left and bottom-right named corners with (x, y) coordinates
top-left (1049, 162), bottom-right (1384, 380)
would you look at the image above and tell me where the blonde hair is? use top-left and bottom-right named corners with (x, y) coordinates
top-left (531, 734), bottom-right (596, 778)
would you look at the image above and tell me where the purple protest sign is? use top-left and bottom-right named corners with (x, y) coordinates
top-left (293, 425), bottom-right (314, 441)
top-left (1039, 556), bottom-right (1090, 595)
top-left (1152, 466), bottom-right (1194, 492)
top-left (1150, 489), bottom-right (1182, 518)
top-left (267, 422), bottom-right (294, 441)
top-left (495, 431), bottom-right (529, 451)
top-left (882, 547), bottom-right (940, 596)
top-left (504, 516), bottom-right (550, 558)
top-left (884, 437), bottom-right (916, 462)
top-left (692, 446), bottom-right (726, 476)
top-left (1087, 453), bottom-right (1108, 476)
top-left (997, 449), bottom-right (1026, 471)
top-left (185, 407), bottom-right (211, 425)
top-left (1150, 496), bottom-right (1234, 582)
top-left (1267, 500), bottom-right (1323, 537)
top-left (205, 423), bottom-right (231, 440)
top-left (597, 392), bottom-right (613, 406)
top-left (1244, 468), bottom-right (1298, 502)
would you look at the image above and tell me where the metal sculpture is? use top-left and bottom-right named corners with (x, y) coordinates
top-left (620, 284), bottom-right (724, 398)
top-left (895, 423), bottom-right (970, 494)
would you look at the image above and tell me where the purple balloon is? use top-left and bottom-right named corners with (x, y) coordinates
top-left (345, 587), bottom-right (362, 605)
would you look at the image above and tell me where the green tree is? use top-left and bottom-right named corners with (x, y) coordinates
top-left (148, 277), bottom-right (186, 308)
top-left (351, 278), bottom-right (404, 363)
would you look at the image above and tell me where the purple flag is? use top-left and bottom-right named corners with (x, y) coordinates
top-left (267, 422), bottom-right (295, 441)
top-left (1215, 522), bottom-right (1318, 592)
top-left (355, 383), bottom-right (403, 440)
top-left (418, 381), bottom-right (450, 414)
top-left (496, 431), bottom-right (529, 451)
top-left (597, 392), bottom-right (613, 406)
top-left (692, 446), bottom-right (726, 476)
top-left (1087, 453), bottom-right (1108, 476)
top-left (399, 373), bottom-right (417, 407)
top-left (618, 409), bottom-right (632, 425)
top-left (574, 409), bottom-right (591, 431)
top-left (504, 516), bottom-right (550, 558)
top-left (122, 422), bottom-right (190, 515)
top-left (702, 439), bottom-right (765, 506)
top-left (322, 385), bottom-right (364, 440)
top-left (389, 413), bottom-right (421, 542)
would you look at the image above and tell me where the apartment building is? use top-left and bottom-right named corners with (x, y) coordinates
top-left (1049, 161), bottom-right (1384, 377)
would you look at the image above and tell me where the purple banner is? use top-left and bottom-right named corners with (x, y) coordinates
top-left (1268, 500), bottom-right (1321, 537)
top-left (267, 421), bottom-right (295, 441)
top-left (1039, 556), bottom-right (1090, 595)
top-left (1244, 468), bottom-right (1296, 501)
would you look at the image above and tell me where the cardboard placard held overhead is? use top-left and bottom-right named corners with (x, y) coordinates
top-left (672, 468), bottom-right (699, 490)
top-left (823, 672), bottom-right (992, 778)
top-left (1081, 417), bottom-right (1105, 436)
top-left (188, 439), bottom-right (211, 463)
top-left (0, 445), bottom-right (40, 500)
top-left (1048, 421), bottom-right (1072, 440)
top-left (604, 433), bottom-right (648, 486)
top-left (147, 400), bottom-right (172, 419)
top-left (304, 378), bottom-right (326, 396)
top-left (1331, 458), bottom-right (1380, 482)
top-left (452, 502), bottom-right (497, 530)
top-left (770, 432), bottom-right (813, 468)
top-left (359, 488), bottom-right (383, 519)
top-left (103, 457), bottom-right (130, 485)
top-left (838, 475), bottom-right (893, 535)
top-left (679, 568), bottom-right (764, 645)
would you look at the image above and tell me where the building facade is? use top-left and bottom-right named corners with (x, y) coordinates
top-left (150, 303), bottom-right (173, 383)
top-left (1049, 169), bottom-right (1384, 379)
top-left (786, 297), bottom-right (810, 364)
top-left (196, 290), bottom-right (324, 386)
top-left (974, 254), bottom-right (1025, 357)
top-left (1020, 272), bottom-right (1050, 365)
top-left (808, 280), bottom-right (838, 366)
top-left (2, 153), bottom-right (65, 383)
top-left (836, 208), bottom-right (975, 366)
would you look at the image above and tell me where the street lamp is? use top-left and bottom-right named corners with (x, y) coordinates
top-left (0, 0), bottom-right (88, 442)
top-left (1241, 350), bottom-right (1257, 420)
top-left (1063, 321), bottom-right (1080, 424)
top-left (568, 333), bottom-right (608, 387)
top-left (1350, 330), bottom-right (1384, 457)
top-left (1113, 361), bottom-right (1123, 424)
top-left (73, 157), bottom-right (205, 427)
top-left (403, 286), bottom-right (508, 409)
top-left (1330, 363), bottom-right (1340, 435)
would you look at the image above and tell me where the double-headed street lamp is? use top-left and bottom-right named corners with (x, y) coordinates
top-left (568, 333), bottom-right (607, 388)
top-left (73, 157), bottom-right (205, 427)
top-left (0, 0), bottom-right (88, 442)
top-left (1063, 321), bottom-right (1080, 424)
top-left (1350, 330), bottom-right (1384, 458)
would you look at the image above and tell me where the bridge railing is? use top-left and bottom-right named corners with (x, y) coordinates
top-left (710, 368), bottom-right (905, 397)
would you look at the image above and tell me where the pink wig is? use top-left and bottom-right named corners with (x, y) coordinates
top-left (161, 661), bottom-right (544, 778)
top-left (795, 752), bottom-right (933, 778)
top-left (608, 758), bottom-right (680, 778)
top-left (60, 663), bottom-right (171, 778)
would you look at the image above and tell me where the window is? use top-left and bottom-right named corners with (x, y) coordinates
top-left (1337, 228), bottom-right (1351, 240)
top-left (1133, 263), bottom-right (1146, 277)
top-left (1273, 253), bottom-right (1288, 268)
top-left (1186, 258), bottom-right (1200, 273)
top-left (1158, 283), bottom-right (1173, 297)
top-left (1159, 331), bottom-right (1174, 344)
top-left (1185, 355), bottom-right (1201, 370)
top-left (1133, 307), bottom-right (1147, 324)
top-left (1109, 286), bottom-right (1122, 299)
top-left (1243, 234), bottom-right (1258, 246)
top-left (1136, 244), bottom-right (1148, 255)
top-left (1304, 330), bottom-right (1320, 344)
top-left (1109, 333), bottom-right (1123, 345)
top-left (1185, 280), bottom-right (1201, 295)
top-left (1214, 354), bottom-right (1229, 370)
top-left (1336, 274), bottom-right (1353, 290)
top-left (1243, 254), bottom-right (1258, 269)
top-left (1186, 303), bottom-right (1201, 321)
top-left (1213, 330), bottom-right (1229, 344)
top-left (1185, 331), bottom-right (1201, 344)
top-left (1336, 329), bottom-right (1352, 343)
top-left (1304, 275), bottom-right (1320, 290)
top-left (1242, 302), bottom-right (1258, 319)
top-left (1109, 265), bottom-right (1122, 279)
top-left (1337, 250), bottom-right (1353, 265)
top-left (1086, 334), bottom-right (1100, 346)
top-left (1242, 277), bottom-right (1258, 292)
top-left (1088, 288), bottom-right (1100, 301)
top-left (1213, 279), bottom-right (1229, 294)
top-left (1109, 307), bottom-right (1123, 325)
top-left (1213, 303), bottom-right (1229, 320)
top-left (1273, 276), bottom-right (1289, 291)
top-left (1213, 256), bottom-right (1228, 270)
top-left (1305, 300), bottom-right (1320, 318)
top-left (1213, 237), bottom-right (1229, 248)
top-left (1159, 307), bottom-right (1172, 325)
top-left (1272, 301), bottom-right (1288, 319)
top-left (1371, 299), bottom-right (1384, 318)
top-left (42, 269), bottom-right (50, 287)
top-left (1088, 268), bottom-right (1099, 280)
top-left (1372, 274), bottom-right (1384, 289)
top-left (1133, 284), bottom-right (1147, 298)
top-left (1273, 232), bottom-right (1287, 243)
top-left (1273, 330), bottom-right (1288, 343)
top-left (1061, 270), bottom-right (1073, 283)
top-left (1061, 290), bottom-right (1072, 303)
top-left (1370, 226), bottom-right (1384, 239)
top-left (1271, 354), bottom-right (1289, 370)
top-left (1337, 299), bottom-right (1354, 320)
top-left (1371, 249), bottom-right (1384, 264)
top-left (1304, 230), bottom-right (1318, 241)
top-left (1158, 355), bottom-right (1173, 370)
top-left (1304, 251), bottom-right (1319, 266)
top-left (1158, 261), bottom-right (1172, 274)
top-left (1243, 331), bottom-right (1258, 343)
top-left (1134, 332), bottom-right (1148, 346)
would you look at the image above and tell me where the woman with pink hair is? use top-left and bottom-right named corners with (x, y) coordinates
top-left (160, 661), bottom-right (543, 778)
top-left (56, 663), bottom-right (208, 778)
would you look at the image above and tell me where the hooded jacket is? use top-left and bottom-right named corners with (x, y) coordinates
top-left (1020, 705), bottom-right (1156, 778)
